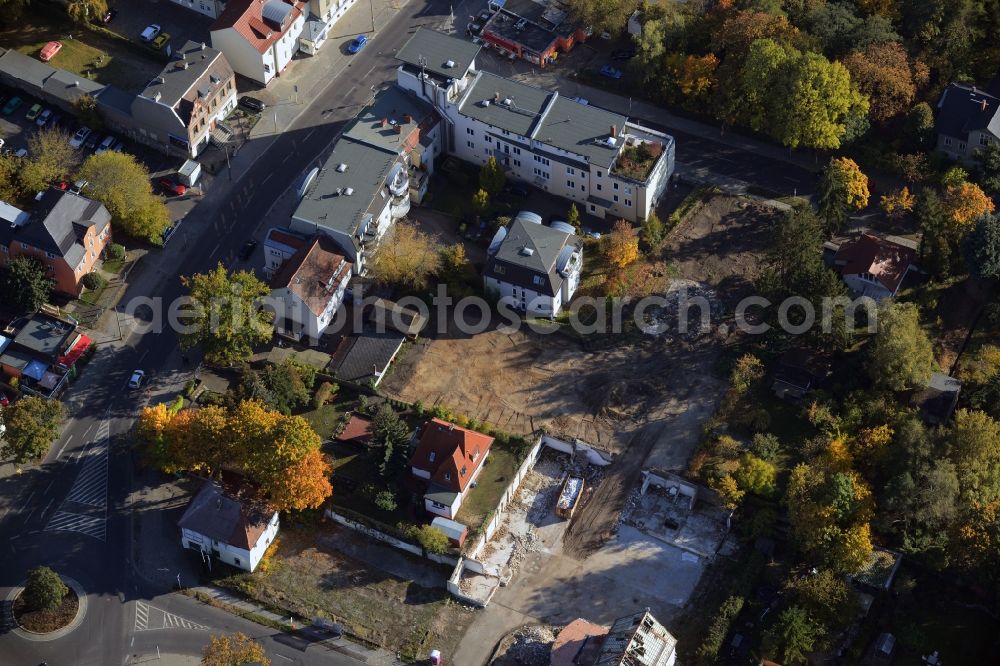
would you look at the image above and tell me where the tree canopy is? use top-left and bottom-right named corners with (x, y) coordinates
top-left (0, 397), bottom-right (64, 464)
top-left (0, 255), bottom-right (54, 314)
top-left (371, 222), bottom-right (441, 292)
top-left (77, 151), bottom-right (170, 244)
top-left (867, 302), bottom-right (935, 391)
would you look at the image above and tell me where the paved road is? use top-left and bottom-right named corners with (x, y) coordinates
top-left (0, 0), bottom-right (460, 663)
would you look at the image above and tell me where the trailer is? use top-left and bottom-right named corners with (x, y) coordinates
top-left (556, 476), bottom-right (585, 519)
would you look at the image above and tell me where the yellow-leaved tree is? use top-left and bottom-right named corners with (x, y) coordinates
top-left (602, 219), bottom-right (640, 269)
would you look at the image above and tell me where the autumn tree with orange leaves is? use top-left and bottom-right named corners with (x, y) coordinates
top-left (602, 220), bottom-right (640, 269)
top-left (942, 182), bottom-right (995, 227)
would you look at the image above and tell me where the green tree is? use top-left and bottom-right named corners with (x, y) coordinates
top-left (804, 2), bottom-right (863, 56)
top-left (438, 243), bottom-right (472, 295)
top-left (471, 187), bottom-right (490, 215)
top-left (0, 255), bottom-right (54, 313)
top-left (0, 152), bottom-right (26, 203)
top-left (20, 127), bottom-right (80, 194)
top-left (867, 301), bottom-right (935, 390)
top-left (202, 632), bottom-right (270, 666)
top-left (784, 569), bottom-right (859, 630)
top-left (948, 409), bottom-right (1000, 505)
top-left (374, 488), bottom-right (398, 512)
top-left (370, 404), bottom-right (411, 481)
top-left (478, 156), bottom-right (506, 196)
top-left (66, 0), bottom-right (107, 24)
top-left (734, 453), bottom-right (778, 497)
top-left (566, 203), bottom-right (581, 233)
top-left (763, 606), bottom-right (822, 665)
top-left (72, 93), bottom-right (103, 131)
top-left (962, 214), bottom-right (1000, 278)
top-left (412, 524), bottom-right (449, 554)
top-left (978, 143), bottom-right (1000, 200)
top-left (903, 102), bottom-right (936, 150)
top-left (179, 264), bottom-right (272, 366)
top-left (563, 0), bottom-right (637, 37)
top-left (641, 211), bottom-right (665, 249)
top-left (371, 222), bottom-right (440, 291)
top-left (0, 396), bottom-right (63, 464)
top-left (916, 189), bottom-right (960, 280)
top-left (817, 157), bottom-right (870, 233)
top-left (77, 151), bottom-right (170, 243)
top-left (750, 432), bottom-right (782, 462)
top-left (23, 566), bottom-right (68, 612)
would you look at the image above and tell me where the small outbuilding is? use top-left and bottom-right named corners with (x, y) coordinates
top-left (430, 516), bottom-right (469, 547)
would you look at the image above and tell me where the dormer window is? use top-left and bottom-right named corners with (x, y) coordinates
top-left (444, 471), bottom-right (451, 481)
top-left (429, 451), bottom-right (436, 462)
top-left (460, 466), bottom-right (467, 477)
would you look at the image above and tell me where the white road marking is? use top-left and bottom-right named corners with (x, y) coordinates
top-left (45, 511), bottom-right (106, 540)
top-left (210, 242), bottom-right (221, 257)
top-left (56, 434), bottom-right (74, 458)
top-left (24, 491), bottom-right (34, 506)
top-left (134, 601), bottom-right (208, 632)
top-left (261, 173), bottom-right (272, 185)
top-left (43, 480), bottom-right (55, 494)
top-left (41, 498), bottom-right (55, 518)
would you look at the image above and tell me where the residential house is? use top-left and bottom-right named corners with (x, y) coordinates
top-left (0, 311), bottom-right (91, 398)
top-left (329, 330), bottom-right (405, 387)
top-left (481, 0), bottom-right (586, 68)
top-left (210, 0), bottom-right (306, 85)
top-left (912, 372), bottom-right (962, 425)
top-left (396, 29), bottom-right (675, 223)
top-left (263, 227), bottom-right (310, 279)
top-left (178, 481), bottom-right (279, 572)
top-left (99, 41), bottom-right (237, 158)
top-left (299, 0), bottom-right (360, 54)
top-left (0, 48), bottom-right (105, 114)
top-left (0, 189), bottom-right (112, 297)
top-left (935, 82), bottom-right (1000, 163)
top-left (594, 609), bottom-right (677, 666)
top-left (268, 235), bottom-right (352, 342)
top-left (833, 234), bottom-right (917, 301)
top-left (169, 0), bottom-right (229, 18)
top-left (484, 212), bottom-right (583, 317)
top-left (409, 418), bottom-right (494, 519)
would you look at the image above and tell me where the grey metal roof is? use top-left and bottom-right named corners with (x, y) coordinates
top-left (460, 71), bottom-right (550, 138)
top-left (0, 48), bottom-right (52, 88)
top-left (396, 28), bottom-right (480, 82)
top-left (0, 189), bottom-right (110, 268)
top-left (0, 349), bottom-right (33, 371)
top-left (12, 313), bottom-right (77, 360)
top-left (536, 95), bottom-right (625, 167)
top-left (343, 86), bottom-right (435, 154)
top-left (0, 48), bottom-right (104, 104)
top-left (425, 486), bottom-right (459, 507)
top-left (141, 40), bottom-right (232, 110)
top-left (96, 85), bottom-right (136, 118)
top-left (485, 217), bottom-right (579, 296)
top-left (178, 481), bottom-right (273, 550)
top-left (331, 330), bottom-right (404, 384)
top-left (291, 138), bottom-right (400, 240)
top-left (936, 83), bottom-right (1000, 141)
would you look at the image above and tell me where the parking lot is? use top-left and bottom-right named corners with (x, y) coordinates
top-left (104, 0), bottom-right (213, 60)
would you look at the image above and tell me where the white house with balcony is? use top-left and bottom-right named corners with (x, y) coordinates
top-left (268, 235), bottom-right (352, 341)
top-left (210, 0), bottom-right (306, 85)
top-left (395, 28), bottom-right (675, 224)
top-left (178, 482), bottom-right (279, 573)
top-left (484, 212), bottom-right (583, 318)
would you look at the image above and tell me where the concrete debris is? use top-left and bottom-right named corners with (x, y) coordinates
top-left (638, 279), bottom-right (723, 340)
top-left (499, 625), bottom-right (556, 665)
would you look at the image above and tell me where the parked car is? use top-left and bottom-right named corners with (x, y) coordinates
top-left (159, 178), bottom-right (187, 196)
top-left (39, 41), bottom-right (62, 62)
top-left (101, 7), bottom-right (118, 24)
top-left (2, 96), bottom-right (22, 115)
top-left (581, 227), bottom-right (602, 240)
top-left (239, 96), bottom-right (266, 113)
top-left (35, 108), bottom-right (52, 127)
top-left (69, 127), bottom-right (92, 148)
top-left (611, 47), bottom-right (636, 60)
top-left (151, 32), bottom-right (171, 50)
top-left (25, 103), bottom-right (42, 121)
top-left (111, 139), bottom-right (126, 153)
top-left (238, 239), bottom-right (258, 260)
top-left (94, 135), bottom-right (116, 155)
top-left (139, 24), bottom-right (161, 42)
top-left (571, 96), bottom-right (589, 105)
top-left (0, 392), bottom-right (8, 407)
top-left (14, 148), bottom-right (27, 158)
top-left (83, 132), bottom-right (99, 151)
top-left (599, 64), bottom-right (623, 80)
top-left (128, 369), bottom-right (146, 389)
top-left (505, 182), bottom-right (530, 197)
top-left (346, 34), bottom-right (368, 54)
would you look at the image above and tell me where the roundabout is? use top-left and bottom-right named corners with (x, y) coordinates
top-left (6, 574), bottom-right (88, 642)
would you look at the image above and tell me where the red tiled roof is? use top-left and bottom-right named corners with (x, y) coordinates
top-left (834, 234), bottom-right (916, 294)
top-left (337, 415), bottom-right (372, 444)
top-left (268, 229), bottom-right (310, 251)
top-left (551, 619), bottom-right (609, 666)
top-left (270, 236), bottom-right (352, 317)
top-left (410, 419), bottom-right (494, 493)
top-left (210, 0), bottom-right (305, 55)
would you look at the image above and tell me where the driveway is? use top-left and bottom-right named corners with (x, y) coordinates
top-left (107, 0), bottom-right (213, 56)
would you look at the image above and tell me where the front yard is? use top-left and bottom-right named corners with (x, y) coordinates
top-left (221, 526), bottom-right (475, 660)
top-left (455, 444), bottom-right (520, 528)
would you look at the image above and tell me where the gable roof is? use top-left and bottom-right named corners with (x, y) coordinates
top-left (177, 481), bottom-right (274, 551)
top-left (396, 28), bottom-right (481, 83)
top-left (485, 214), bottom-right (581, 296)
top-left (834, 234), bottom-right (916, 294)
top-left (410, 418), bottom-right (494, 493)
top-left (141, 41), bottom-right (234, 124)
top-left (0, 189), bottom-right (110, 268)
top-left (270, 235), bottom-right (352, 317)
top-left (211, 0), bottom-right (305, 54)
top-left (936, 83), bottom-right (1000, 141)
top-left (0, 48), bottom-right (105, 106)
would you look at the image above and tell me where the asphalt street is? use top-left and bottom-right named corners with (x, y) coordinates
top-left (0, 0), bottom-right (459, 663)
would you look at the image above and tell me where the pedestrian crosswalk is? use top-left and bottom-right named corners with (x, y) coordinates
top-left (45, 419), bottom-right (109, 541)
top-left (134, 601), bottom-right (208, 632)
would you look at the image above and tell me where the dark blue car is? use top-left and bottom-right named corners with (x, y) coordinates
top-left (347, 35), bottom-right (368, 54)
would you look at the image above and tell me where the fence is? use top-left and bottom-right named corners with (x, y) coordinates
top-left (540, 434), bottom-right (613, 467)
top-left (324, 508), bottom-right (459, 567)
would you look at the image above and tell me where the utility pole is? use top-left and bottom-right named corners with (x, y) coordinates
top-left (370, 0), bottom-right (376, 34)
top-left (225, 144), bottom-right (231, 181)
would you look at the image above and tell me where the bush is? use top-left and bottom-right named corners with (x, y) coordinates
top-left (23, 566), bottom-right (67, 612)
top-left (412, 524), bottom-right (450, 554)
top-left (374, 489), bottom-right (398, 512)
top-left (313, 381), bottom-right (338, 409)
top-left (750, 433), bottom-right (782, 462)
top-left (695, 595), bottom-right (745, 665)
top-left (105, 243), bottom-right (126, 261)
top-left (81, 272), bottom-right (107, 290)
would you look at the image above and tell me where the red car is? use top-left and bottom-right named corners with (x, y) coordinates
top-left (40, 41), bottom-right (63, 62)
top-left (0, 392), bottom-right (9, 407)
top-left (159, 179), bottom-right (187, 196)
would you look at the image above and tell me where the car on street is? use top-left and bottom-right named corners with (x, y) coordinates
top-left (101, 7), bottom-right (118, 24)
top-left (0, 392), bottom-right (8, 407)
top-left (25, 103), bottom-right (42, 121)
top-left (128, 369), bottom-right (146, 389)
top-left (159, 178), bottom-right (187, 196)
top-left (39, 41), bottom-right (62, 62)
top-left (151, 32), bottom-right (171, 50)
top-left (239, 96), bottom-right (266, 113)
top-left (346, 34), bottom-right (368, 54)
top-left (599, 64), bottom-right (623, 80)
top-left (611, 47), bottom-right (636, 60)
top-left (69, 127), bottom-right (92, 148)
top-left (2, 96), bottom-right (22, 115)
top-left (35, 108), bottom-right (52, 127)
top-left (94, 135), bottom-right (116, 154)
top-left (140, 24), bottom-right (161, 42)
top-left (238, 239), bottom-right (258, 260)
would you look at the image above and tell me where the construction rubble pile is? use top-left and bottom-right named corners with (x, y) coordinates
top-left (498, 625), bottom-right (556, 665)
top-left (639, 278), bottom-right (723, 340)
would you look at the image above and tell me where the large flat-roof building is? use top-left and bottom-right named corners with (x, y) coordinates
top-left (396, 29), bottom-right (674, 224)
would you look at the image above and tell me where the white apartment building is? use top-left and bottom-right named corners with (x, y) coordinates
top-left (169, 0), bottom-right (228, 19)
top-left (210, 0), bottom-right (306, 85)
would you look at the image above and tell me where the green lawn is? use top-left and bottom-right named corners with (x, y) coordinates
top-left (299, 403), bottom-right (342, 441)
top-left (454, 444), bottom-right (519, 528)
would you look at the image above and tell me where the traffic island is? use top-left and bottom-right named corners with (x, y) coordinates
top-left (6, 573), bottom-right (88, 641)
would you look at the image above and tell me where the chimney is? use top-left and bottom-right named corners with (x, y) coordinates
top-left (983, 99), bottom-right (989, 112)
top-left (494, 91), bottom-right (500, 102)
top-left (403, 113), bottom-right (412, 124)
top-left (200, 42), bottom-right (207, 50)
top-left (395, 124), bottom-right (402, 134)
top-left (381, 117), bottom-right (388, 127)
top-left (179, 51), bottom-right (186, 60)
top-left (610, 124), bottom-right (617, 138)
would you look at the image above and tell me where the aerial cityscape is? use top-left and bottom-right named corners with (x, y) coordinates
top-left (0, 0), bottom-right (998, 664)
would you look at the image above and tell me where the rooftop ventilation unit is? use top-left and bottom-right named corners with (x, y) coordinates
top-left (344, 187), bottom-right (354, 196)
top-left (336, 163), bottom-right (348, 172)
top-left (605, 136), bottom-right (618, 147)
top-left (445, 59), bottom-right (455, 68)
top-left (502, 97), bottom-right (513, 106)
top-left (481, 99), bottom-right (491, 107)
top-left (519, 246), bottom-right (535, 256)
